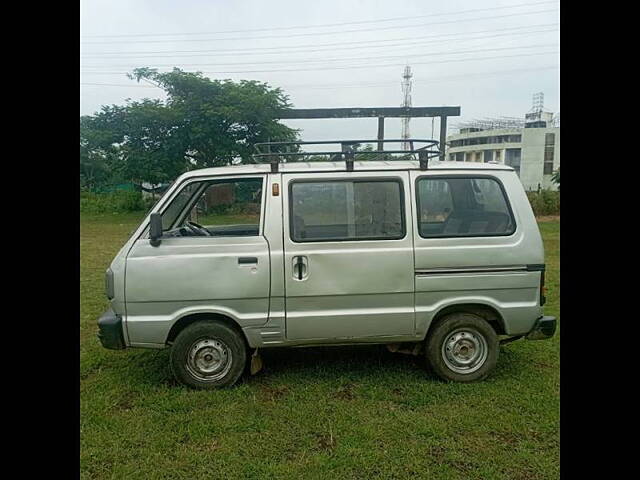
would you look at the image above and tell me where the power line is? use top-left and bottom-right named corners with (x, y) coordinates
top-left (81, 43), bottom-right (558, 69)
top-left (80, 8), bottom-right (559, 44)
top-left (79, 65), bottom-right (559, 91)
top-left (289, 65), bottom-right (560, 89)
top-left (81, 82), bottom-right (159, 88)
top-left (81, 1), bottom-right (558, 38)
top-left (81, 23), bottom-right (559, 57)
top-left (80, 26), bottom-right (558, 61)
top-left (80, 50), bottom-right (559, 75)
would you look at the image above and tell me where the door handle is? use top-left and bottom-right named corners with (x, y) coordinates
top-left (238, 257), bottom-right (258, 264)
top-left (292, 256), bottom-right (308, 280)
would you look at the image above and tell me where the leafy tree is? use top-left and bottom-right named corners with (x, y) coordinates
top-left (80, 100), bottom-right (186, 189)
top-left (80, 109), bottom-right (126, 190)
top-left (116, 99), bottom-right (187, 186)
top-left (80, 68), bottom-right (298, 190)
top-left (129, 68), bottom-right (298, 168)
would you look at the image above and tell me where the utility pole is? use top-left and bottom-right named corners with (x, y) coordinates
top-left (401, 65), bottom-right (412, 151)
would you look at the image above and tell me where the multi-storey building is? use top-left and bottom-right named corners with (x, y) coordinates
top-left (447, 110), bottom-right (560, 191)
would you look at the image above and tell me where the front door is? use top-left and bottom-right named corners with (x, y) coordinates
top-left (282, 171), bottom-right (415, 340)
top-left (124, 175), bottom-right (271, 346)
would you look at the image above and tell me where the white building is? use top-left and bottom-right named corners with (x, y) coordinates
top-left (446, 110), bottom-right (560, 191)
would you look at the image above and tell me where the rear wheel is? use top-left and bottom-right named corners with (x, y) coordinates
top-left (170, 321), bottom-right (246, 389)
top-left (425, 313), bottom-right (498, 382)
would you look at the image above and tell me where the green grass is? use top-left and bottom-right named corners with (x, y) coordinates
top-left (80, 213), bottom-right (559, 479)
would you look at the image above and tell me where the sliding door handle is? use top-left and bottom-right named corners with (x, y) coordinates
top-left (238, 257), bottom-right (258, 264)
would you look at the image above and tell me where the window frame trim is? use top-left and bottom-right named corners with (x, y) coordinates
top-left (288, 176), bottom-right (407, 243)
top-left (414, 174), bottom-right (517, 239)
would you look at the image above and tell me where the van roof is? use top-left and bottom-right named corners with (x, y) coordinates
top-left (182, 160), bottom-right (514, 178)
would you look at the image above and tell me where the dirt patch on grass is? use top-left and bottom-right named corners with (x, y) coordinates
top-left (334, 383), bottom-right (357, 401)
top-left (113, 391), bottom-right (136, 411)
top-left (257, 383), bottom-right (289, 402)
top-left (314, 429), bottom-right (337, 452)
top-left (426, 445), bottom-right (446, 457)
top-left (391, 387), bottom-right (405, 396)
top-left (205, 439), bottom-right (220, 452)
top-left (449, 458), bottom-right (478, 475)
top-left (534, 360), bottom-right (554, 370)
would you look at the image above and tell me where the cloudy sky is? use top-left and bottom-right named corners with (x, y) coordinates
top-left (80, 0), bottom-right (559, 141)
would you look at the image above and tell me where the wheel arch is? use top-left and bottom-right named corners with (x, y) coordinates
top-left (428, 303), bottom-right (506, 337)
top-left (166, 312), bottom-right (249, 347)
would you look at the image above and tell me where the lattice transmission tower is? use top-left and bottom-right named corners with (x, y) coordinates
top-left (531, 91), bottom-right (544, 113)
top-left (401, 65), bottom-right (413, 151)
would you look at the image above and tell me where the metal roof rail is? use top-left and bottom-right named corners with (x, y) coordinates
top-left (253, 139), bottom-right (440, 173)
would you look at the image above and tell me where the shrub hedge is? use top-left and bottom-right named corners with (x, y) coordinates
top-left (81, 189), bottom-right (560, 217)
top-left (526, 190), bottom-right (560, 216)
top-left (80, 191), bottom-right (155, 214)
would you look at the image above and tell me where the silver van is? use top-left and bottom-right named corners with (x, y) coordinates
top-left (98, 142), bottom-right (555, 389)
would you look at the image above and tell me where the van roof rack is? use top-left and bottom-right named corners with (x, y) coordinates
top-left (253, 139), bottom-right (440, 173)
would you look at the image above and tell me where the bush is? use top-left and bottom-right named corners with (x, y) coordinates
top-left (526, 190), bottom-right (560, 216)
top-left (81, 188), bottom-right (560, 217)
top-left (80, 191), bottom-right (154, 214)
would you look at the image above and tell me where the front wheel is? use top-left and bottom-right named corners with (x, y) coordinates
top-left (170, 321), bottom-right (246, 389)
top-left (425, 313), bottom-right (498, 382)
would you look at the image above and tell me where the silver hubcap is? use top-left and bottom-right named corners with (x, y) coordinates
top-left (441, 328), bottom-right (488, 374)
top-left (186, 338), bottom-right (233, 381)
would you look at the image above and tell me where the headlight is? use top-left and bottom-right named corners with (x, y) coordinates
top-left (105, 268), bottom-right (114, 300)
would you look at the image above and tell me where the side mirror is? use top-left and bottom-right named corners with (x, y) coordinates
top-left (149, 213), bottom-right (163, 247)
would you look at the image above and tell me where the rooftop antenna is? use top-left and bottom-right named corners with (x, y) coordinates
top-left (401, 65), bottom-right (413, 151)
top-left (531, 91), bottom-right (544, 114)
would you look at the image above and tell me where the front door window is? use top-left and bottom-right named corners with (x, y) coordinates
top-left (160, 177), bottom-right (263, 237)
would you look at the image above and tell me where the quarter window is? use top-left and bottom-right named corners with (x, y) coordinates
top-left (416, 177), bottom-right (515, 237)
top-left (290, 180), bottom-right (404, 242)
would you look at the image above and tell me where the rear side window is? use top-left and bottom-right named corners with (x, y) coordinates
top-left (416, 176), bottom-right (515, 237)
top-left (290, 180), bottom-right (404, 242)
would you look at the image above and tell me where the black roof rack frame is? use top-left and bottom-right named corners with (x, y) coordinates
top-left (255, 105), bottom-right (461, 172)
top-left (253, 139), bottom-right (440, 173)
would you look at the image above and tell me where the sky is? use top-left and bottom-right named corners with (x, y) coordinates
top-left (80, 0), bottom-right (559, 141)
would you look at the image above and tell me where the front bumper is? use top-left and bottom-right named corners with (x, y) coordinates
top-left (97, 308), bottom-right (126, 350)
top-left (526, 315), bottom-right (557, 341)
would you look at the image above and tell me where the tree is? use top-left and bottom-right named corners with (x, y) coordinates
top-left (130, 68), bottom-right (298, 168)
top-left (80, 100), bottom-right (187, 189)
top-left (80, 68), bottom-right (298, 189)
top-left (80, 108), bottom-right (126, 190)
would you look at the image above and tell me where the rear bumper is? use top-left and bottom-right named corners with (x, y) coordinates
top-left (97, 308), bottom-right (126, 350)
top-left (526, 315), bottom-right (557, 341)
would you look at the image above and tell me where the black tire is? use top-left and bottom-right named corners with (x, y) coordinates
top-left (425, 313), bottom-right (498, 383)
top-left (170, 320), bottom-right (246, 389)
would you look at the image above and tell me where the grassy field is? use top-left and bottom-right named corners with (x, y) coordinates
top-left (80, 213), bottom-right (559, 479)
